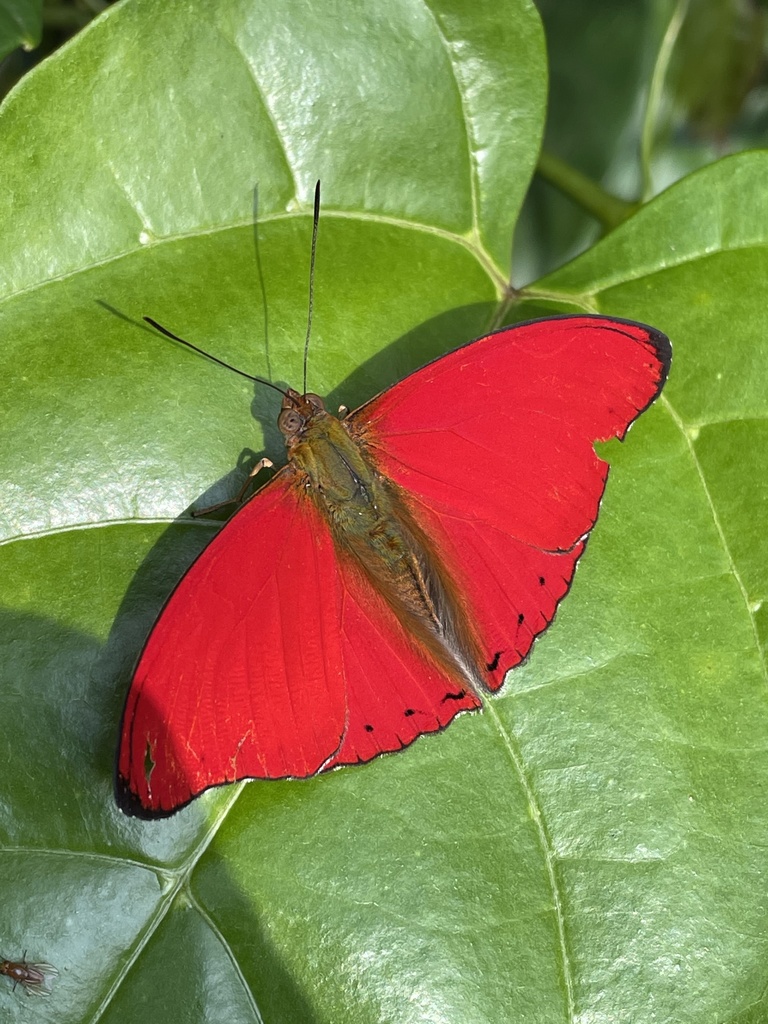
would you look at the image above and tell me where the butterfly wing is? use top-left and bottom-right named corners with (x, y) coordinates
top-left (118, 314), bottom-right (669, 814)
top-left (321, 548), bottom-right (481, 772)
top-left (346, 314), bottom-right (671, 691)
top-left (117, 469), bottom-right (479, 817)
top-left (116, 470), bottom-right (345, 816)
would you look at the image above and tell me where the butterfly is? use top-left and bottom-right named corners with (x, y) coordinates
top-left (115, 306), bottom-right (670, 817)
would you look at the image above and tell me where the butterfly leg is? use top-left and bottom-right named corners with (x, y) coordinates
top-left (191, 458), bottom-right (274, 517)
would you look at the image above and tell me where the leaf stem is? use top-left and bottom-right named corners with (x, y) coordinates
top-left (640, 0), bottom-right (690, 200)
top-left (536, 150), bottom-right (639, 230)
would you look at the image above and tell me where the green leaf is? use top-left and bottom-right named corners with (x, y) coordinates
top-left (643, 0), bottom-right (768, 199)
top-left (514, 151), bottom-right (768, 1018)
top-left (515, 0), bottom-right (768, 283)
top-left (0, 0), bottom-right (561, 1020)
top-left (669, 0), bottom-right (764, 137)
top-left (0, 0), bottom-right (41, 60)
top-left (4, 0), bottom-right (766, 1017)
top-left (513, 0), bottom-right (660, 282)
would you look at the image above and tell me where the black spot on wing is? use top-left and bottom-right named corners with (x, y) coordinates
top-left (442, 689), bottom-right (468, 702)
top-left (486, 650), bottom-right (502, 672)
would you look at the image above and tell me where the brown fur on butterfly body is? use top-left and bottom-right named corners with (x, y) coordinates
top-left (277, 388), bottom-right (489, 694)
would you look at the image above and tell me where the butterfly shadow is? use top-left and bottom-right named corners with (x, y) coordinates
top-left (323, 300), bottom-right (497, 414)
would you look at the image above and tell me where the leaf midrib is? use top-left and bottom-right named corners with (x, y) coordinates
top-left (0, 208), bottom-right (506, 312)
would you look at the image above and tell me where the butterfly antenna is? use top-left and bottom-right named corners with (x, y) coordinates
top-left (143, 317), bottom-right (287, 397)
top-left (252, 184), bottom-right (271, 380)
top-left (303, 180), bottom-right (321, 396)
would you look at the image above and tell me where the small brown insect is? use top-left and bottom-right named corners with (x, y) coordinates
top-left (0, 953), bottom-right (58, 995)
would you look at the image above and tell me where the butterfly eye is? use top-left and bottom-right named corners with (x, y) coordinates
top-left (278, 409), bottom-right (303, 436)
top-left (304, 393), bottom-right (325, 411)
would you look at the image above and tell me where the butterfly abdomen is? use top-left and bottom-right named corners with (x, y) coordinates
top-left (290, 409), bottom-right (488, 694)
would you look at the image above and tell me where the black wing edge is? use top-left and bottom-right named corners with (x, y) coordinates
top-left (585, 316), bottom-right (672, 411)
top-left (114, 316), bottom-right (671, 820)
top-left (113, 771), bottom-right (188, 821)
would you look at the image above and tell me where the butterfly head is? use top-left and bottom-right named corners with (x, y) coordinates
top-left (278, 389), bottom-right (327, 448)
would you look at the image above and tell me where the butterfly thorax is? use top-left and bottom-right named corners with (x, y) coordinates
top-left (281, 392), bottom-right (488, 693)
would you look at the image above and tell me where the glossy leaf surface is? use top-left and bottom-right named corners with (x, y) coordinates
top-left (1, 0), bottom-right (766, 1021)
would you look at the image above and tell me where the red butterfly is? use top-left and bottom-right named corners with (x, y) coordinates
top-left (116, 309), bottom-right (670, 817)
